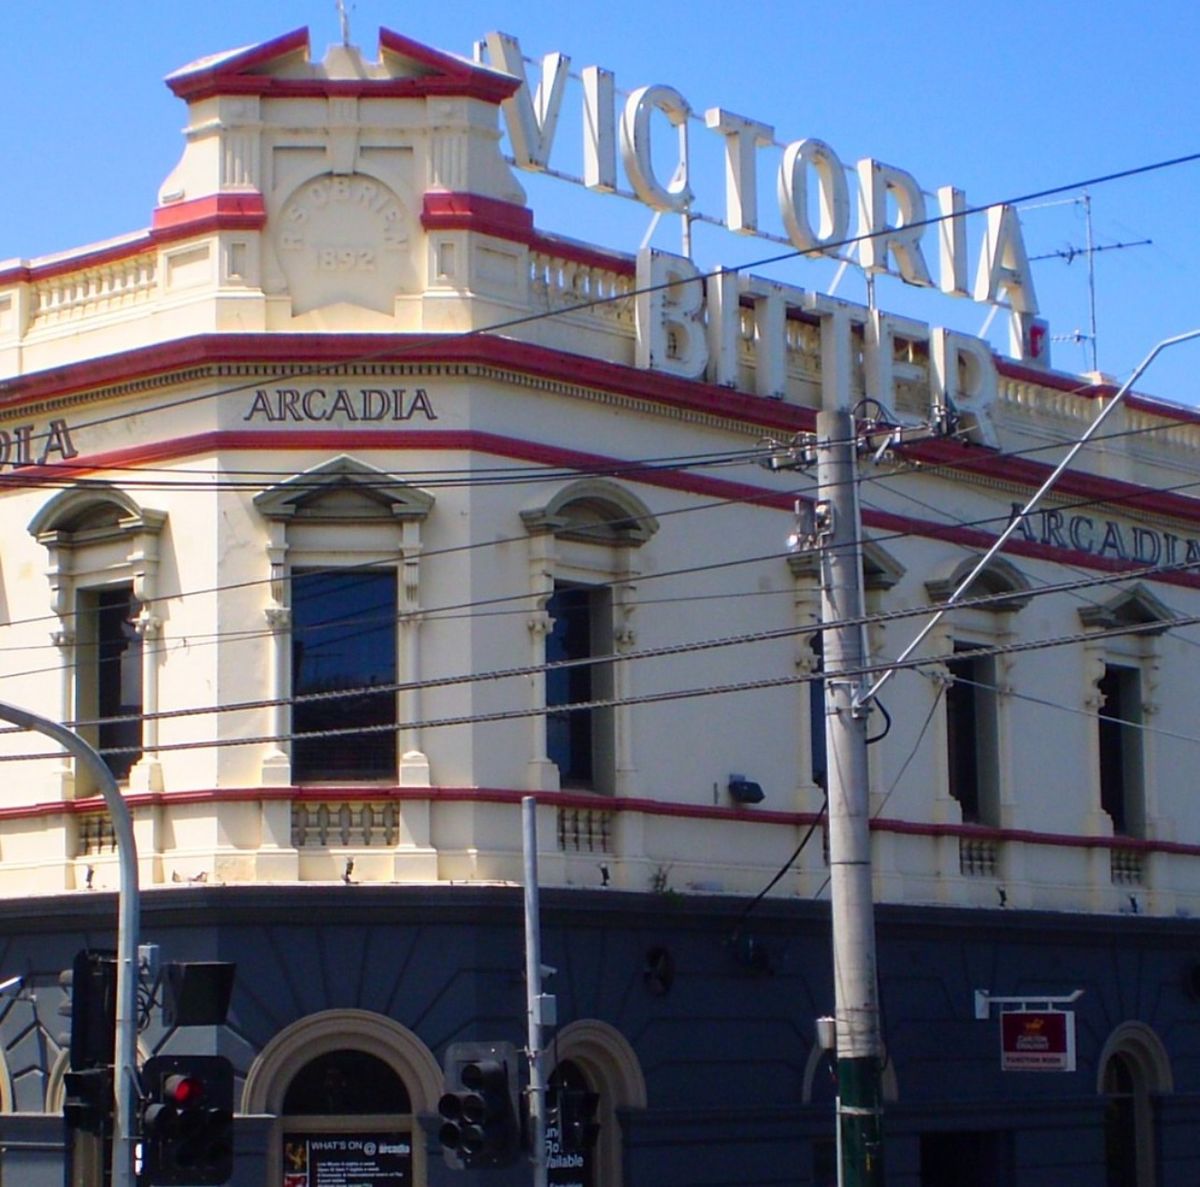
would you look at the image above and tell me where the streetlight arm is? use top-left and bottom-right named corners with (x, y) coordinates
top-left (0, 701), bottom-right (139, 1187)
top-left (856, 327), bottom-right (1200, 709)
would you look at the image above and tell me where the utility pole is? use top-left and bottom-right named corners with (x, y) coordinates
top-left (813, 410), bottom-right (884, 1187)
top-left (523, 797), bottom-right (549, 1187)
top-left (794, 327), bottom-right (1200, 1187)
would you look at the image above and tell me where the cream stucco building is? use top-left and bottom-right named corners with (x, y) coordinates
top-left (0, 25), bottom-right (1196, 1187)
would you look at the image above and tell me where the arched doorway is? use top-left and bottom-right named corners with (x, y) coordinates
top-left (546, 1020), bottom-right (646, 1187)
top-left (245, 1010), bottom-right (441, 1187)
top-left (281, 1050), bottom-right (413, 1186)
top-left (1097, 1022), bottom-right (1172, 1187)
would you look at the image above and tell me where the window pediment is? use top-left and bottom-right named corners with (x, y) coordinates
top-left (254, 455), bottom-right (433, 523)
top-left (788, 536), bottom-right (905, 591)
top-left (1078, 584), bottom-right (1174, 635)
top-left (522, 479), bottom-right (658, 547)
top-left (925, 555), bottom-right (1031, 612)
top-left (28, 485), bottom-right (165, 547)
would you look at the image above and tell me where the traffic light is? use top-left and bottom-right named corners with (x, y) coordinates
top-left (140, 1054), bottom-right (234, 1186)
top-left (437, 1041), bottom-right (521, 1169)
top-left (66, 949), bottom-right (117, 1070)
top-left (557, 1087), bottom-right (600, 1153)
top-left (63, 1065), bottom-right (113, 1135)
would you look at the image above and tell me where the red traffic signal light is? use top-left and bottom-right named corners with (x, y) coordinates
top-left (141, 1054), bottom-right (234, 1186)
top-left (162, 1073), bottom-right (205, 1108)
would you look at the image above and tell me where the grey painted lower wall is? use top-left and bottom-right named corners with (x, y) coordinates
top-left (0, 884), bottom-right (1194, 1185)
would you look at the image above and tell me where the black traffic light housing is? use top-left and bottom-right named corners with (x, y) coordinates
top-left (163, 962), bottom-right (236, 1028)
top-left (438, 1041), bottom-right (521, 1169)
top-left (67, 949), bottom-right (117, 1071)
top-left (63, 1065), bottom-right (113, 1135)
top-left (140, 1053), bottom-right (234, 1186)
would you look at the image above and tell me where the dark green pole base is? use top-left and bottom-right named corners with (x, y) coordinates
top-left (837, 1055), bottom-right (885, 1187)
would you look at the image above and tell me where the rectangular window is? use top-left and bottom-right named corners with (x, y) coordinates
top-left (291, 568), bottom-right (397, 782)
top-left (546, 582), bottom-right (613, 793)
top-left (76, 584), bottom-right (142, 781)
top-left (1098, 663), bottom-right (1144, 837)
top-left (945, 646), bottom-right (999, 825)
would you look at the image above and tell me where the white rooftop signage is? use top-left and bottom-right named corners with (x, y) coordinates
top-left (484, 32), bottom-right (1043, 353)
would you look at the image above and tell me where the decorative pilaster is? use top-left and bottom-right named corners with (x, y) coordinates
top-left (126, 606), bottom-right (163, 792)
top-left (51, 628), bottom-right (76, 799)
top-left (261, 605), bottom-right (292, 786)
top-left (398, 520), bottom-right (430, 787)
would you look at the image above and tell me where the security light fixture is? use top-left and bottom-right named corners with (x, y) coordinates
top-left (728, 775), bottom-right (765, 805)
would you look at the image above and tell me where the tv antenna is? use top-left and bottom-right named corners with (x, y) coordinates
top-left (1027, 192), bottom-right (1150, 373)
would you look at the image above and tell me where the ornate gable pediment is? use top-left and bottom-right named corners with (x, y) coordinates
top-left (1078, 583), bottom-right (1174, 635)
top-left (254, 455), bottom-right (433, 523)
top-left (165, 26), bottom-right (516, 102)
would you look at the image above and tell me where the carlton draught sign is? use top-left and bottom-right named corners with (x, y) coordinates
top-left (1000, 1010), bottom-right (1076, 1072)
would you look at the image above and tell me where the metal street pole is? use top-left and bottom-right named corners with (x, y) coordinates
top-left (815, 410), bottom-right (885, 1187)
top-left (0, 702), bottom-right (138, 1187)
top-left (522, 797), bottom-right (548, 1187)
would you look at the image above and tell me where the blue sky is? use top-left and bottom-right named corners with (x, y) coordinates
top-left (3, 2), bottom-right (1198, 404)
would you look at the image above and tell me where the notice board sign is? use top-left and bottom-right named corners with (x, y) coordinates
top-left (1000, 1010), bottom-right (1075, 1072)
top-left (546, 1119), bottom-right (594, 1187)
top-left (282, 1132), bottom-right (412, 1187)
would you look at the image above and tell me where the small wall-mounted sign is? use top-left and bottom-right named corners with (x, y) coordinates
top-left (1000, 1009), bottom-right (1076, 1073)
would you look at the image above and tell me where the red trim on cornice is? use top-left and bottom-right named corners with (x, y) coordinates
top-left (377, 28), bottom-right (519, 102)
top-left (9, 426), bottom-right (1200, 591)
top-left (0, 332), bottom-right (813, 435)
top-left (0, 196), bottom-right (268, 285)
top-left (14, 785), bottom-right (1200, 860)
top-left (904, 434), bottom-right (1200, 523)
top-left (0, 237), bottom-right (155, 286)
top-left (4, 333), bottom-right (1200, 549)
top-left (166, 26), bottom-right (516, 105)
top-left (2, 428), bottom-right (792, 511)
top-left (529, 232), bottom-right (636, 276)
top-left (151, 193), bottom-right (266, 235)
top-left (995, 357), bottom-right (1110, 398)
top-left (421, 193), bottom-right (638, 274)
top-left (421, 192), bottom-right (535, 240)
top-left (166, 27), bottom-right (311, 97)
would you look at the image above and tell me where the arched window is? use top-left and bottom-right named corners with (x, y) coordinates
top-left (1080, 586), bottom-right (1173, 857)
top-left (254, 456), bottom-right (434, 786)
top-left (522, 481), bottom-right (659, 796)
top-left (1097, 1022), bottom-right (1172, 1187)
top-left (925, 556), bottom-right (1030, 848)
top-left (28, 485), bottom-right (166, 795)
top-left (545, 1019), bottom-right (646, 1187)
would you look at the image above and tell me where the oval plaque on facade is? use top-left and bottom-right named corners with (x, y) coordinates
top-left (276, 173), bottom-right (411, 316)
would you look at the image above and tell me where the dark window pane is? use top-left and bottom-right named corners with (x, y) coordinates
top-left (283, 1049), bottom-right (410, 1115)
top-left (90, 585), bottom-right (142, 780)
top-left (546, 585), bottom-right (596, 788)
top-left (292, 569), bottom-right (397, 781)
top-left (1099, 665), bottom-right (1142, 837)
top-left (946, 654), bottom-right (981, 823)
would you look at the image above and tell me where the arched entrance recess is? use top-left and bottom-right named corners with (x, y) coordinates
top-left (545, 1019), bottom-right (646, 1187)
top-left (1097, 1021), bottom-right (1172, 1187)
top-left (244, 1009), bottom-right (442, 1186)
